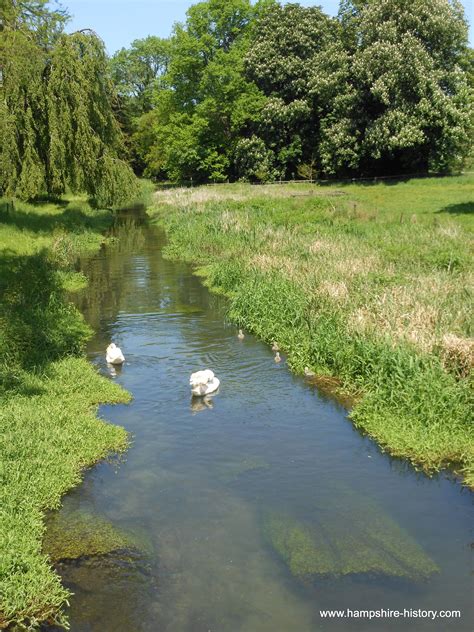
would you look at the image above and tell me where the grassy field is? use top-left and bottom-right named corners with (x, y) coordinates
top-left (152, 175), bottom-right (473, 486)
top-left (0, 196), bottom-right (130, 629)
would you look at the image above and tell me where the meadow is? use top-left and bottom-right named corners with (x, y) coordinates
top-left (0, 196), bottom-right (130, 629)
top-left (152, 175), bottom-right (473, 486)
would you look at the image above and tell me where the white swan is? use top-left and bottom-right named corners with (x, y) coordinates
top-left (106, 343), bottom-right (125, 365)
top-left (190, 369), bottom-right (220, 396)
top-left (304, 366), bottom-right (316, 377)
top-left (238, 329), bottom-right (245, 340)
top-left (274, 352), bottom-right (282, 363)
top-left (271, 341), bottom-right (279, 352)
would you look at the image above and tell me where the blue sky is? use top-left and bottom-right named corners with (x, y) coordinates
top-left (63, 0), bottom-right (473, 54)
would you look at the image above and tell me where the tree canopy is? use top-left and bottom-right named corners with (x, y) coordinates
top-left (0, 0), bottom-right (139, 205)
top-left (110, 36), bottom-right (171, 117)
top-left (2, 0), bottom-right (471, 190)
top-left (320, 0), bottom-right (473, 174)
top-left (129, 0), bottom-right (270, 182)
top-left (111, 0), bottom-right (472, 182)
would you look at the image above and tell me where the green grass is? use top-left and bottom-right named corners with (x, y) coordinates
top-left (151, 175), bottom-right (474, 486)
top-left (0, 195), bottom-right (114, 256)
top-left (0, 359), bottom-right (130, 630)
top-left (0, 195), bottom-right (131, 629)
top-left (0, 196), bottom-right (115, 378)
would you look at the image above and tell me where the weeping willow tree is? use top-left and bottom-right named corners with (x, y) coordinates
top-left (0, 1), bottom-right (139, 206)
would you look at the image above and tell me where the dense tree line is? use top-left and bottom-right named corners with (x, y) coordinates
top-left (112, 0), bottom-right (473, 182)
top-left (0, 0), bottom-right (139, 205)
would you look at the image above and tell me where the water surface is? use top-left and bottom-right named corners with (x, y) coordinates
top-left (56, 217), bottom-right (472, 631)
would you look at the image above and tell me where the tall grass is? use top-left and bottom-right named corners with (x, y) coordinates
top-left (152, 175), bottom-right (473, 486)
top-left (0, 195), bottom-right (131, 629)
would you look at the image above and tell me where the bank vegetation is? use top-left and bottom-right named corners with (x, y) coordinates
top-left (0, 195), bottom-right (131, 630)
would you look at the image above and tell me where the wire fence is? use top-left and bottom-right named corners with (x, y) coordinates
top-left (155, 170), bottom-right (468, 190)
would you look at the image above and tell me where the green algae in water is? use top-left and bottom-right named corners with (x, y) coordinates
top-left (216, 456), bottom-right (270, 483)
top-left (41, 507), bottom-right (156, 630)
top-left (173, 303), bottom-right (204, 314)
top-left (263, 513), bottom-right (334, 579)
top-left (263, 496), bottom-right (439, 581)
top-left (53, 548), bottom-right (157, 632)
top-left (327, 506), bottom-right (439, 579)
top-left (43, 510), bottom-right (138, 562)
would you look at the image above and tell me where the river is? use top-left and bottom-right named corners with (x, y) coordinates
top-left (51, 216), bottom-right (472, 631)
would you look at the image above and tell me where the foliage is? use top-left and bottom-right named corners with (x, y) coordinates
top-left (110, 36), bottom-right (171, 172)
top-left (245, 3), bottom-right (337, 178)
top-left (152, 176), bottom-right (474, 485)
top-left (234, 135), bottom-right (277, 182)
top-left (319, 0), bottom-right (473, 175)
top-left (118, 0), bottom-right (473, 182)
top-left (0, 2), bottom-right (139, 205)
top-left (110, 36), bottom-right (171, 115)
top-left (126, 0), bottom-right (271, 182)
top-left (0, 0), bottom-right (68, 42)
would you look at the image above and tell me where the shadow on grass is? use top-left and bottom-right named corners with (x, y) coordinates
top-left (0, 250), bottom-right (91, 397)
top-left (0, 199), bottom-right (112, 235)
top-left (29, 196), bottom-right (70, 208)
top-left (437, 202), bottom-right (473, 215)
top-left (0, 364), bottom-right (46, 397)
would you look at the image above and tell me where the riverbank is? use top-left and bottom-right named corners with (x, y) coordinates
top-left (151, 175), bottom-right (473, 486)
top-left (0, 196), bottom-right (131, 629)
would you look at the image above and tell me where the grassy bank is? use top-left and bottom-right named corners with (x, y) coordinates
top-left (151, 175), bottom-right (473, 486)
top-left (0, 196), bottom-right (130, 629)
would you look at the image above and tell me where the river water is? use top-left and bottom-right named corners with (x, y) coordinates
top-left (54, 217), bottom-right (472, 631)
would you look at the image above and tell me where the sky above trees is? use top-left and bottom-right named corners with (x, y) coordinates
top-left (64, 0), bottom-right (474, 53)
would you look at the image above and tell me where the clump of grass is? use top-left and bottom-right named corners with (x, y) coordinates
top-left (134, 178), bottom-right (157, 209)
top-left (439, 333), bottom-right (474, 379)
top-left (0, 252), bottom-right (92, 379)
top-left (152, 175), bottom-right (474, 486)
top-left (57, 270), bottom-right (89, 293)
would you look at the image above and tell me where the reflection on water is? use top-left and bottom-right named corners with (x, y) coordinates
top-left (190, 394), bottom-right (215, 413)
top-left (52, 218), bottom-right (474, 631)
